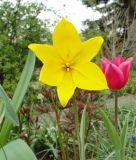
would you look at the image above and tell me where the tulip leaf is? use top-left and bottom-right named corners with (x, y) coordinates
top-left (120, 113), bottom-right (129, 159)
top-left (11, 51), bottom-right (35, 111)
top-left (0, 51), bottom-right (35, 146)
top-left (79, 106), bottom-right (87, 160)
top-left (0, 85), bottom-right (18, 126)
top-left (0, 100), bottom-right (5, 125)
top-left (0, 139), bottom-right (37, 160)
top-left (98, 108), bottom-right (121, 159)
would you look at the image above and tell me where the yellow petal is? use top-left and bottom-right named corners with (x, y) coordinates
top-left (72, 62), bottom-right (108, 90)
top-left (57, 72), bottom-right (76, 107)
top-left (28, 44), bottom-right (60, 63)
top-left (39, 62), bottom-right (65, 86)
top-left (76, 37), bottom-right (104, 63)
top-left (53, 18), bottom-right (81, 60)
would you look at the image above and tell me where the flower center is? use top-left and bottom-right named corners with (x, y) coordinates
top-left (61, 62), bottom-right (73, 72)
top-left (61, 60), bottom-right (75, 72)
top-left (65, 62), bottom-right (71, 72)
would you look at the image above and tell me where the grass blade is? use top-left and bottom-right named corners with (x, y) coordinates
top-left (11, 51), bottom-right (35, 111)
top-left (120, 113), bottom-right (129, 159)
top-left (0, 100), bottom-right (5, 125)
top-left (0, 51), bottom-right (35, 145)
top-left (0, 85), bottom-right (18, 125)
top-left (98, 108), bottom-right (121, 159)
top-left (79, 106), bottom-right (87, 160)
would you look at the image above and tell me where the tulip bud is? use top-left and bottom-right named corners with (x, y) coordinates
top-left (101, 56), bottom-right (132, 90)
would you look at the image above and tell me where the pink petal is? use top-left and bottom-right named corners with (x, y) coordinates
top-left (119, 57), bottom-right (132, 84)
top-left (101, 58), bottom-right (111, 73)
top-left (112, 56), bottom-right (124, 66)
top-left (105, 63), bottom-right (124, 90)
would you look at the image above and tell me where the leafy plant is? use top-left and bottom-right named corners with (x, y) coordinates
top-left (0, 0), bottom-right (51, 96)
top-left (0, 51), bottom-right (35, 146)
top-left (98, 108), bottom-right (129, 160)
top-left (0, 139), bottom-right (37, 160)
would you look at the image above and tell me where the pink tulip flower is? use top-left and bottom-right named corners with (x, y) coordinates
top-left (101, 56), bottom-right (132, 90)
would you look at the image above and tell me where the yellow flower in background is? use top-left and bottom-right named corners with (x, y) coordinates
top-left (28, 18), bottom-right (108, 107)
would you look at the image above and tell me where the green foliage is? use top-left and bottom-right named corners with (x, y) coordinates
top-left (32, 120), bottom-right (59, 159)
top-left (81, 0), bottom-right (97, 7)
top-left (119, 68), bottom-right (136, 95)
top-left (81, 0), bottom-right (136, 61)
top-left (79, 106), bottom-right (87, 160)
top-left (0, 139), bottom-right (37, 160)
top-left (81, 19), bottom-right (108, 40)
top-left (82, 0), bottom-right (135, 10)
top-left (0, 51), bottom-right (35, 146)
top-left (98, 108), bottom-right (122, 160)
top-left (84, 105), bottom-right (135, 159)
top-left (0, 99), bottom-right (5, 124)
top-left (0, 0), bottom-right (51, 96)
top-left (98, 108), bottom-right (130, 160)
top-left (0, 85), bottom-right (18, 125)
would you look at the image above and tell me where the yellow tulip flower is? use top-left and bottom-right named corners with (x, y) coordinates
top-left (28, 18), bottom-right (108, 107)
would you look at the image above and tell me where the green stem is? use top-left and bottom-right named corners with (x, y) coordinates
top-left (114, 91), bottom-right (118, 131)
top-left (50, 93), bottom-right (67, 160)
top-left (73, 99), bottom-right (80, 160)
top-left (73, 104), bottom-right (79, 139)
top-left (53, 104), bottom-right (67, 160)
top-left (73, 132), bottom-right (77, 160)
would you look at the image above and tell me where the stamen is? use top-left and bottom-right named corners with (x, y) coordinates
top-left (66, 63), bottom-right (70, 67)
top-left (61, 62), bottom-right (73, 72)
top-left (67, 67), bottom-right (70, 72)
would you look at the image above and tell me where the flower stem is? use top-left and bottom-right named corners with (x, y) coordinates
top-left (53, 104), bottom-right (67, 160)
top-left (74, 104), bottom-right (79, 139)
top-left (73, 98), bottom-right (80, 160)
top-left (50, 92), bottom-right (67, 160)
top-left (114, 91), bottom-right (118, 131)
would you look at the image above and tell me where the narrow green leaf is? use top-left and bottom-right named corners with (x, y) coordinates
top-left (79, 106), bottom-right (87, 160)
top-left (98, 108), bottom-right (121, 155)
top-left (11, 51), bottom-right (35, 111)
top-left (0, 139), bottom-right (37, 160)
top-left (105, 151), bottom-right (115, 160)
top-left (0, 51), bottom-right (35, 145)
top-left (0, 85), bottom-right (18, 125)
top-left (0, 100), bottom-right (5, 124)
top-left (120, 113), bottom-right (129, 159)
